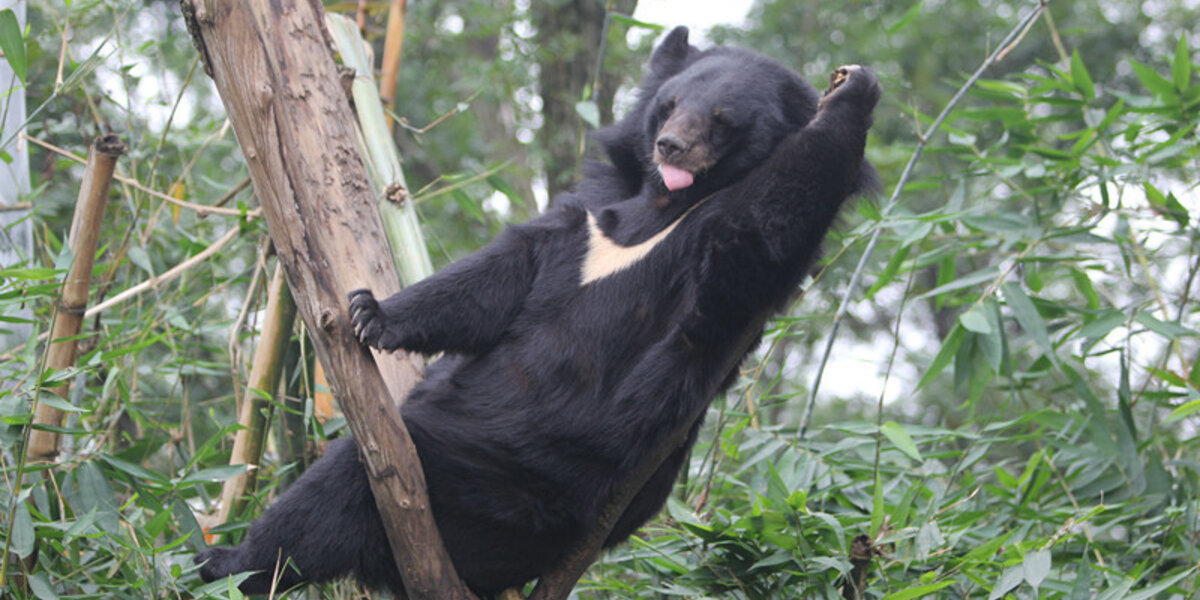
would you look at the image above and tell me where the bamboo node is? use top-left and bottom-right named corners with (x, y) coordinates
top-left (57, 299), bottom-right (86, 315)
top-left (385, 183), bottom-right (410, 207)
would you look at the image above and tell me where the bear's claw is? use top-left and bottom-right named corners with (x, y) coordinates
top-left (348, 289), bottom-right (384, 348)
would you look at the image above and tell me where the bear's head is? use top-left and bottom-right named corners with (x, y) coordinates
top-left (644, 29), bottom-right (820, 196)
top-left (594, 27), bottom-right (820, 199)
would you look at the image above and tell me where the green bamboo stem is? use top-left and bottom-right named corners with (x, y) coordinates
top-left (326, 13), bottom-right (434, 287)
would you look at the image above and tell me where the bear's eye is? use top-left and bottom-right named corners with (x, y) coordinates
top-left (656, 97), bottom-right (678, 121)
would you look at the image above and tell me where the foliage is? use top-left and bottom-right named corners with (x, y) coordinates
top-left (2, 1), bottom-right (1198, 599)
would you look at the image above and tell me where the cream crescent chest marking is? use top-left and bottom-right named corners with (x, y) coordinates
top-left (580, 201), bottom-right (705, 285)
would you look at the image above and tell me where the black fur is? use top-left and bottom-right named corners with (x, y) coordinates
top-left (197, 27), bottom-right (880, 597)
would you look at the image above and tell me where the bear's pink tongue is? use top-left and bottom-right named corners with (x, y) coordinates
top-left (660, 164), bottom-right (694, 191)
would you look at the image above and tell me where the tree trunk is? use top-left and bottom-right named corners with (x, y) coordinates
top-left (180, 1), bottom-right (474, 597)
top-left (532, 0), bottom-right (637, 201)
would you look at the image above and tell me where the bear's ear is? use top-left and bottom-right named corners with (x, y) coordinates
top-left (650, 26), bottom-right (692, 75)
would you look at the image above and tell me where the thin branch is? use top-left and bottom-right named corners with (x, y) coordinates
top-left (84, 227), bottom-right (241, 318)
top-left (22, 132), bottom-right (259, 219)
top-left (798, 0), bottom-right (1048, 440)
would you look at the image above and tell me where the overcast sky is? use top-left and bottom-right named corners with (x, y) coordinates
top-left (631, 0), bottom-right (754, 40)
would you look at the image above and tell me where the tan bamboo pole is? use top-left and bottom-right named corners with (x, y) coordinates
top-left (28, 134), bottom-right (126, 461)
top-left (215, 263), bottom-right (297, 531)
top-left (180, 1), bottom-right (474, 597)
top-left (379, 0), bottom-right (407, 131)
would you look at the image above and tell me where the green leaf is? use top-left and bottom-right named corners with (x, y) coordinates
top-left (917, 323), bottom-right (965, 390)
top-left (0, 9), bottom-right (25, 84)
top-left (1134, 311), bottom-right (1198, 340)
top-left (1165, 398), bottom-right (1200, 423)
top-left (178, 464), bottom-right (249, 486)
top-left (960, 303), bottom-right (993, 334)
top-left (1173, 35), bottom-right (1191, 91)
top-left (1069, 551), bottom-right (1093, 600)
top-left (1130, 59), bottom-right (1178, 98)
top-left (1143, 182), bottom-right (1189, 227)
top-left (1120, 567), bottom-right (1198, 600)
top-left (870, 469), bottom-right (884, 536)
top-left (881, 421), bottom-right (922, 461)
top-left (880, 580), bottom-right (954, 600)
top-left (11, 499), bottom-right (35, 558)
top-left (864, 243), bottom-right (910, 300)
top-left (607, 13), bottom-right (665, 32)
top-left (28, 573), bottom-right (59, 600)
top-left (452, 189), bottom-right (485, 223)
top-left (1024, 549), bottom-right (1051, 590)
top-left (574, 100), bottom-right (600, 128)
top-left (101, 455), bottom-right (170, 484)
top-left (989, 564), bottom-right (1025, 600)
top-left (1077, 309), bottom-right (1126, 340)
top-left (1070, 49), bottom-right (1095, 101)
top-left (1069, 268), bottom-right (1100, 310)
top-left (886, 1), bottom-right (923, 34)
top-left (486, 175), bottom-right (526, 211)
top-left (1002, 282), bottom-right (1054, 359)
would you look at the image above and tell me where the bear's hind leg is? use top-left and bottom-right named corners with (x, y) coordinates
top-left (196, 437), bottom-right (400, 594)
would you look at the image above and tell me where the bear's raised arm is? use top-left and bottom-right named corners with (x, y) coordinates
top-left (690, 65), bottom-right (881, 344)
top-left (350, 226), bottom-right (537, 355)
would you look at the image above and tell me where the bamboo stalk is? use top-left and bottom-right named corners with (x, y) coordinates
top-left (326, 14), bottom-right (433, 288)
top-left (28, 134), bottom-right (126, 462)
top-left (215, 263), bottom-right (297, 533)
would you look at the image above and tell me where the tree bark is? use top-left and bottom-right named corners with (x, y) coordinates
top-left (532, 0), bottom-right (637, 201)
top-left (180, 1), bottom-right (474, 598)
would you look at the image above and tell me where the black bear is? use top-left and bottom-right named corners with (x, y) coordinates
top-left (198, 26), bottom-right (880, 596)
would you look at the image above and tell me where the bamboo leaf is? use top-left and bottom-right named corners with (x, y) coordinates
top-left (27, 573), bottom-right (59, 600)
top-left (989, 564), bottom-right (1025, 600)
top-left (880, 580), bottom-right (954, 600)
top-left (0, 9), bottom-right (26, 84)
top-left (1165, 398), bottom-right (1200, 423)
top-left (11, 499), bottom-right (34, 558)
top-left (1134, 312), bottom-right (1198, 339)
top-left (960, 303), bottom-right (993, 334)
top-left (864, 243), bottom-right (910, 300)
top-left (917, 323), bottom-right (965, 390)
top-left (1024, 549), bottom-right (1051, 590)
top-left (1130, 59), bottom-right (1177, 98)
top-left (1173, 35), bottom-right (1191, 91)
top-left (1071, 49), bottom-right (1095, 101)
top-left (881, 421), bottom-right (923, 461)
top-left (575, 100), bottom-right (600, 128)
top-left (607, 13), bottom-right (665, 32)
top-left (1002, 282), bottom-right (1054, 358)
top-left (887, 2), bottom-right (924, 35)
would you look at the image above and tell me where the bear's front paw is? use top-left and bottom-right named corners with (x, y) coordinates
top-left (348, 288), bottom-right (388, 349)
top-left (821, 64), bottom-right (881, 109)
